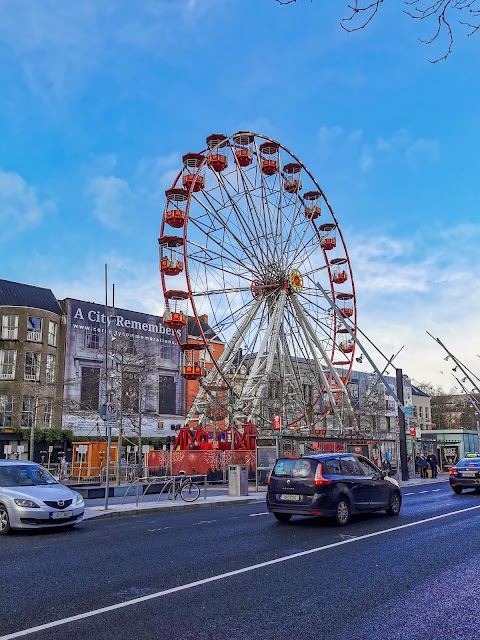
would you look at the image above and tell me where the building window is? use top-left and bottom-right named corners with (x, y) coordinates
top-left (413, 406), bottom-right (417, 418)
top-left (27, 316), bottom-right (42, 342)
top-left (84, 328), bottom-right (100, 350)
top-left (302, 384), bottom-right (313, 405)
top-left (347, 380), bottom-right (359, 400)
top-left (46, 354), bottom-right (56, 384)
top-left (0, 395), bottom-right (14, 427)
top-left (159, 375), bottom-right (176, 414)
top-left (123, 371), bottom-right (139, 412)
top-left (25, 351), bottom-right (41, 382)
top-left (1, 314), bottom-right (19, 340)
top-left (80, 367), bottom-right (100, 410)
top-left (425, 407), bottom-right (429, 420)
top-left (48, 321), bottom-right (58, 347)
top-left (419, 406), bottom-right (423, 418)
top-left (127, 336), bottom-right (137, 355)
top-left (43, 398), bottom-right (53, 428)
top-left (21, 396), bottom-right (35, 427)
top-left (160, 342), bottom-right (173, 360)
top-left (0, 349), bottom-right (17, 380)
top-left (199, 348), bottom-right (212, 365)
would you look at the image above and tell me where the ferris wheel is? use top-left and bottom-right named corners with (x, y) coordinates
top-left (159, 132), bottom-right (357, 434)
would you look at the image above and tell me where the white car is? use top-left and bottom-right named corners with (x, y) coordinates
top-left (0, 460), bottom-right (84, 534)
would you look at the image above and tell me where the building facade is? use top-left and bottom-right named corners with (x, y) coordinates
top-left (61, 298), bottom-right (186, 439)
top-left (411, 385), bottom-right (432, 432)
top-left (0, 279), bottom-right (65, 459)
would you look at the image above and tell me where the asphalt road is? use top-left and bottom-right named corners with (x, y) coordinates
top-left (2, 482), bottom-right (480, 640)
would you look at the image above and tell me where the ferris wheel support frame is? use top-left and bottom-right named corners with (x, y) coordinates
top-left (289, 295), bottom-right (343, 410)
top-left (185, 298), bottom-right (264, 424)
top-left (242, 289), bottom-right (289, 421)
top-left (315, 279), bottom-right (405, 410)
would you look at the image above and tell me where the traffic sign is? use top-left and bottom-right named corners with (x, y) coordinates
top-left (106, 402), bottom-right (118, 423)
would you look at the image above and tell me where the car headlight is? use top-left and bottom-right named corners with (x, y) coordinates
top-left (14, 499), bottom-right (40, 508)
top-left (75, 493), bottom-right (84, 506)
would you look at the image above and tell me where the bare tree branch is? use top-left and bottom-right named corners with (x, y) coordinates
top-left (274, 0), bottom-right (480, 61)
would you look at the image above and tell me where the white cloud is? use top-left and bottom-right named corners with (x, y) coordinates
top-left (347, 227), bottom-right (480, 389)
top-left (0, 0), bottom-right (218, 102)
top-left (316, 125), bottom-right (440, 173)
top-left (50, 253), bottom-right (164, 318)
top-left (0, 169), bottom-right (53, 238)
top-left (86, 152), bottom-right (182, 231)
top-left (87, 176), bottom-right (135, 231)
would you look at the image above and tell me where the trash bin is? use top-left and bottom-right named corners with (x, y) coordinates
top-left (228, 464), bottom-right (249, 497)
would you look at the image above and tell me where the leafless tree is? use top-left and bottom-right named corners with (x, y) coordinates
top-left (107, 334), bottom-right (159, 480)
top-left (274, 0), bottom-right (480, 61)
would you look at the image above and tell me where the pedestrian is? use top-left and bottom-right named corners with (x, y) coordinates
top-left (417, 455), bottom-right (428, 479)
top-left (60, 455), bottom-right (68, 481)
top-left (427, 451), bottom-right (438, 479)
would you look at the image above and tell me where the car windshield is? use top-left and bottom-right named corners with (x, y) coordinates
top-left (0, 465), bottom-right (58, 487)
top-left (272, 458), bottom-right (316, 478)
top-left (457, 458), bottom-right (480, 467)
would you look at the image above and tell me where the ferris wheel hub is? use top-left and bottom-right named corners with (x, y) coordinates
top-left (290, 270), bottom-right (303, 292)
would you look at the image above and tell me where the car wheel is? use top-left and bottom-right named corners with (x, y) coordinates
top-left (453, 487), bottom-right (463, 494)
top-left (386, 491), bottom-right (401, 516)
top-left (0, 505), bottom-right (11, 535)
top-left (273, 512), bottom-right (292, 523)
top-left (334, 497), bottom-right (351, 526)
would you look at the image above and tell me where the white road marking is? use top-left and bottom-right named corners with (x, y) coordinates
top-left (192, 520), bottom-right (216, 525)
top-left (404, 492), bottom-right (415, 496)
top-left (419, 491), bottom-right (429, 494)
top-left (148, 527), bottom-right (172, 532)
top-left (432, 489), bottom-right (442, 492)
top-left (3, 504), bottom-right (480, 640)
top-left (249, 512), bottom-right (270, 517)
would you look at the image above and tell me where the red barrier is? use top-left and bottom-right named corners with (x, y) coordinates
top-left (148, 450), bottom-right (256, 476)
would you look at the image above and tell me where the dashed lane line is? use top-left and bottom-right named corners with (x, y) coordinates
top-left (2, 504), bottom-right (480, 640)
top-left (249, 512), bottom-right (270, 517)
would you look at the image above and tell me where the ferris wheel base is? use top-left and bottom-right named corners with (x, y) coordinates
top-left (173, 424), bottom-right (258, 451)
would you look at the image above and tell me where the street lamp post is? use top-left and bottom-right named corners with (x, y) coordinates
top-left (396, 369), bottom-right (409, 482)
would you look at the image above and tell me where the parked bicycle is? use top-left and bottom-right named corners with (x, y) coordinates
top-left (167, 472), bottom-right (200, 502)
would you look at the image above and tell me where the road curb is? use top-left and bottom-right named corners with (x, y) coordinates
top-left (84, 496), bottom-right (266, 521)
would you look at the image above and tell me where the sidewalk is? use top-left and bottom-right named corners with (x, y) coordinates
top-left (83, 489), bottom-right (266, 521)
top-left (82, 474), bottom-right (449, 522)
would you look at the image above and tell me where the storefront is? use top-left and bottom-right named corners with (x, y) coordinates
top-left (419, 429), bottom-right (480, 470)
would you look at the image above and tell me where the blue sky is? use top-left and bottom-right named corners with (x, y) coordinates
top-left (0, 0), bottom-right (479, 391)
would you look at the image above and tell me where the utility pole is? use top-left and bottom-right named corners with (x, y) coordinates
top-left (396, 368), bottom-right (409, 481)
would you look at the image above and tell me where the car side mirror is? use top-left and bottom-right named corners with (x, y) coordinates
top-left (380, 471), bottom-right (387, 479)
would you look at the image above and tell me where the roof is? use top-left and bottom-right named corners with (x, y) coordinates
top-left (0, 279), bottom-right (63, 315)
top-left (412, 385), bottom-right (430, 397)
top-left (187, 316), bottom-right (217, 341)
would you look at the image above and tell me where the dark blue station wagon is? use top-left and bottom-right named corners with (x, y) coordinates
top-left (266, 453), bottom-right (402, 525)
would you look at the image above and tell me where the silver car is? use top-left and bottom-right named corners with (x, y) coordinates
top-left (0, 460), bottom-right (84, 534)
